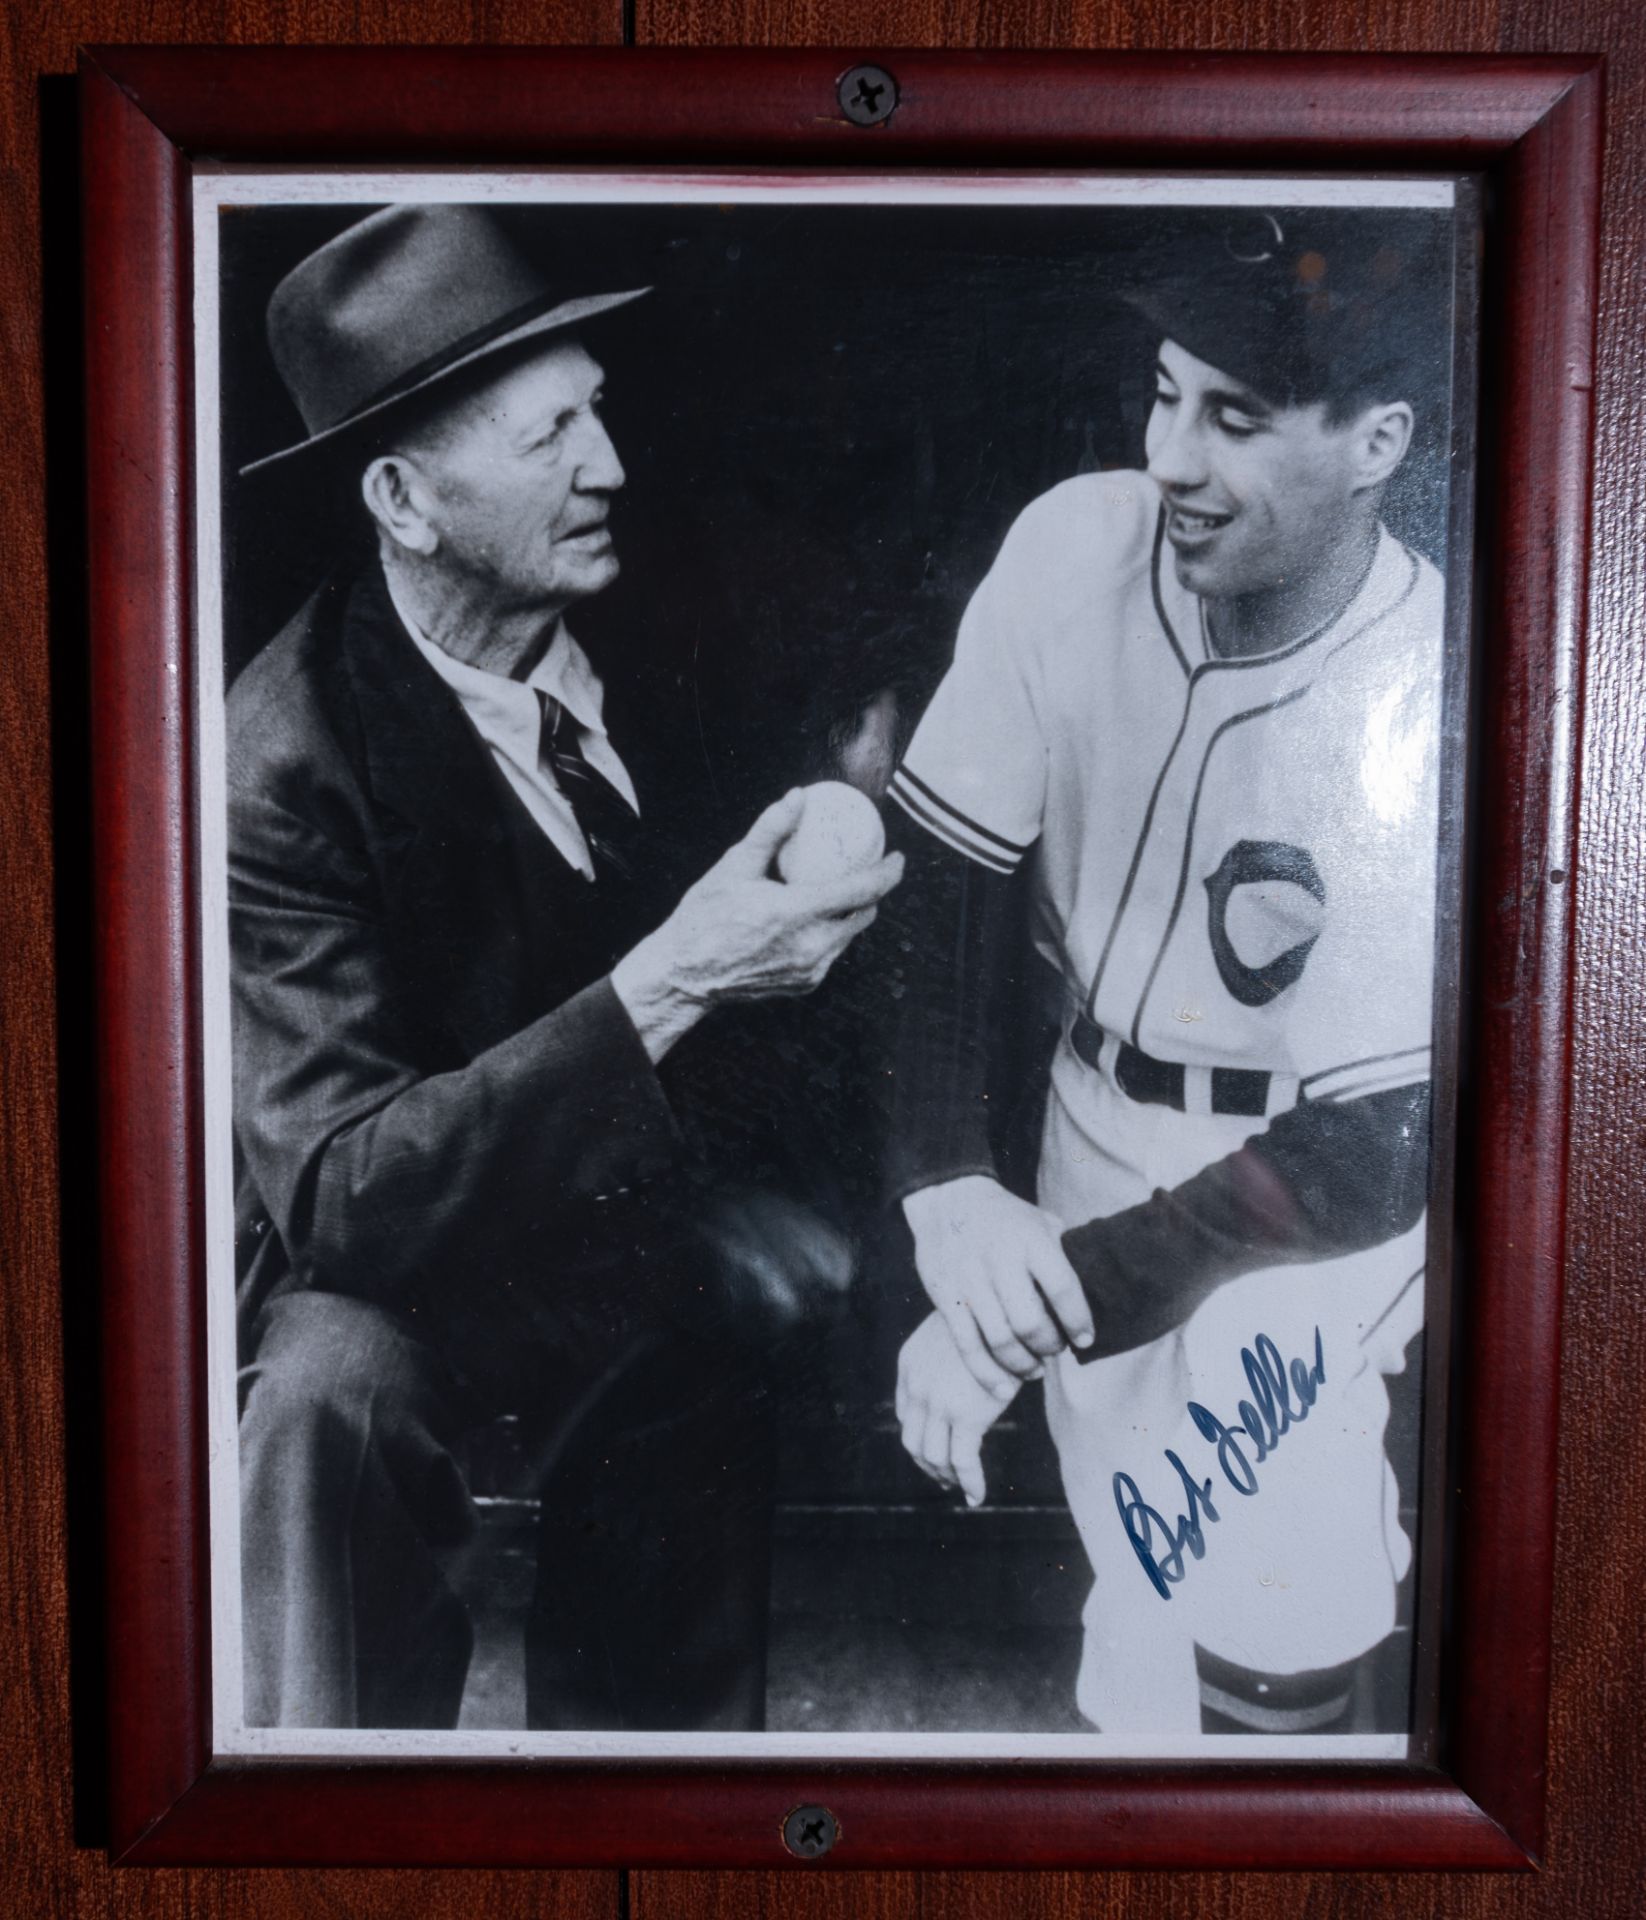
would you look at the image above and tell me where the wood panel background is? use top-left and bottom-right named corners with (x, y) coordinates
top-left (3, 2), bottom-right (1639, 1917)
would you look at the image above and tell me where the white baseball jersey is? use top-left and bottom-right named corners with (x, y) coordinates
top-left (892, 473), bottom-right (1444, 1735)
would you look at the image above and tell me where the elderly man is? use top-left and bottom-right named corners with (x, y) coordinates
top-left (230, 205), bottom-right (901, 1731)
top-left (888, 210), bottom-right (1445, 1738)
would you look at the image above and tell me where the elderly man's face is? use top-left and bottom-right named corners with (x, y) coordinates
top-left (407, 338), bottom-right (625, 616)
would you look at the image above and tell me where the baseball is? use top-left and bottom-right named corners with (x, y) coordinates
top-left (776, 780), bottom-right (886, 885)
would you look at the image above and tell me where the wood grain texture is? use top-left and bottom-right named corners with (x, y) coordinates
top-left (633, 0), bottom-right (1504, 50)
top-left (4, 11), bottom-right (618, 1920)
top-left (4, 5), bottom-right (1644, 1920)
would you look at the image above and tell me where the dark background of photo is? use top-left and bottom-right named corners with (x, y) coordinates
top-left (215, 194), bottom-right (1449, 1736)
top-left (221, 199), bottom-right (1453, 757)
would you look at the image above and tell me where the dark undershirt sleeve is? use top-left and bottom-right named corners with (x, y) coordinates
top-left (1065, 1081), bottom-right (1432, 1361)
top-left (884, 806), bottom-right (1432, 1362)
top-left (882, 806), bottom-right (1016, 1203)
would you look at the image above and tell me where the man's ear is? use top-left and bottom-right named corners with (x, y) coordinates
top-left (361, 453), bottom-right (440, 557)
top-left (1349, 401), bottom-right (1415, 493)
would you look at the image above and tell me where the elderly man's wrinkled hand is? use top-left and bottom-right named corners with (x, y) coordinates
top-left (612, 790), bottom-right (902, 1059)
top-left (695, 1187), bottom-right (856, 1328)
top-left (682, 788), bottom-right (904, 1000)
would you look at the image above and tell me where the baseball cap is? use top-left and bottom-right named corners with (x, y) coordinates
top-left (1123, 207), bottom-right (1449, 414)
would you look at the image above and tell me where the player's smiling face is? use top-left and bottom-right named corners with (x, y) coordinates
top-left (1145, 339), bottom-right (1367, 608)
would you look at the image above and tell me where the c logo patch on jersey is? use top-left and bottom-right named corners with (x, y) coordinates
top-left (1204, 840), bottom-right (1327, 1008)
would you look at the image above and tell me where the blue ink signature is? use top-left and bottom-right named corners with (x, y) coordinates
top-left (1111, 1327), bottom-right (1326, 1601)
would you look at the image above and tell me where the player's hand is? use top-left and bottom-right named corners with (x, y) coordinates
top-left (612, 791), bottom-right (903, 1058)
top-left (896, 1310), bottom-right (1014, 1508)
top-left (902, 1174), bottom-right (1095, 1398)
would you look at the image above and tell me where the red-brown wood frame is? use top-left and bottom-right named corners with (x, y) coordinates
top-left (80, 44), bottom-right (1601, 1871)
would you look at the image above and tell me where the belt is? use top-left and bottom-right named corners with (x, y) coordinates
top-left (1069, 1011), bottom-right (1276, 1119)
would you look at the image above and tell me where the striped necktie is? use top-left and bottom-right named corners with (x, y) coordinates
top-left (539, 692), bottom-right (640, 880)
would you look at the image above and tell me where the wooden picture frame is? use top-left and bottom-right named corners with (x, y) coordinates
top-left (81, 43), bottom-right (1600, 1869)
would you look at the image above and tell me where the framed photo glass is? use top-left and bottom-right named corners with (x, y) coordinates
top-left (197, 167), bottom-right (1474, 1768)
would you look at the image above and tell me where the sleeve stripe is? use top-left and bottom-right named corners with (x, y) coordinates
top-left (1311, 1072), bottom-right (1428, 1104)
top-left (1302, 1046), bottom-right (1430, 1090)
top-left (1304, 1048), bottom-right (1432, 1103)
top-left (893, 765), bottom-right (1033, 855)
top-left (888, 778), bottom-right (1019, 873)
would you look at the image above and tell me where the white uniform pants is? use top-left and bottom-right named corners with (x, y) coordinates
top-left (1036, 1050), bottom-right (1425, 1734)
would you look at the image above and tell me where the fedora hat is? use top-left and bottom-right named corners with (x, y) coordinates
top-left (241, 204), bottom-right (650, 476)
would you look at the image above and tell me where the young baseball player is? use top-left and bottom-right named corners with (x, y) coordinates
top-left (888, 210), bottom-right (1450, 1737)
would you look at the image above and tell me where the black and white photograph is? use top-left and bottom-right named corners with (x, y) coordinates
top-left (194, 171), bottom-right (1472, 1761)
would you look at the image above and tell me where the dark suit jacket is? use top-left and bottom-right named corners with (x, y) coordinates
top-left (229, 563), bottom-right (699, 1391)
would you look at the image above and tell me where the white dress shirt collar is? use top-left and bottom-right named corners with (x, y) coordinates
top-left (384, 571), bottom-right (638, 880)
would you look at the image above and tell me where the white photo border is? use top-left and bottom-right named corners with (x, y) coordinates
top-left (196, 167), bottom-right (1457, 1764)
